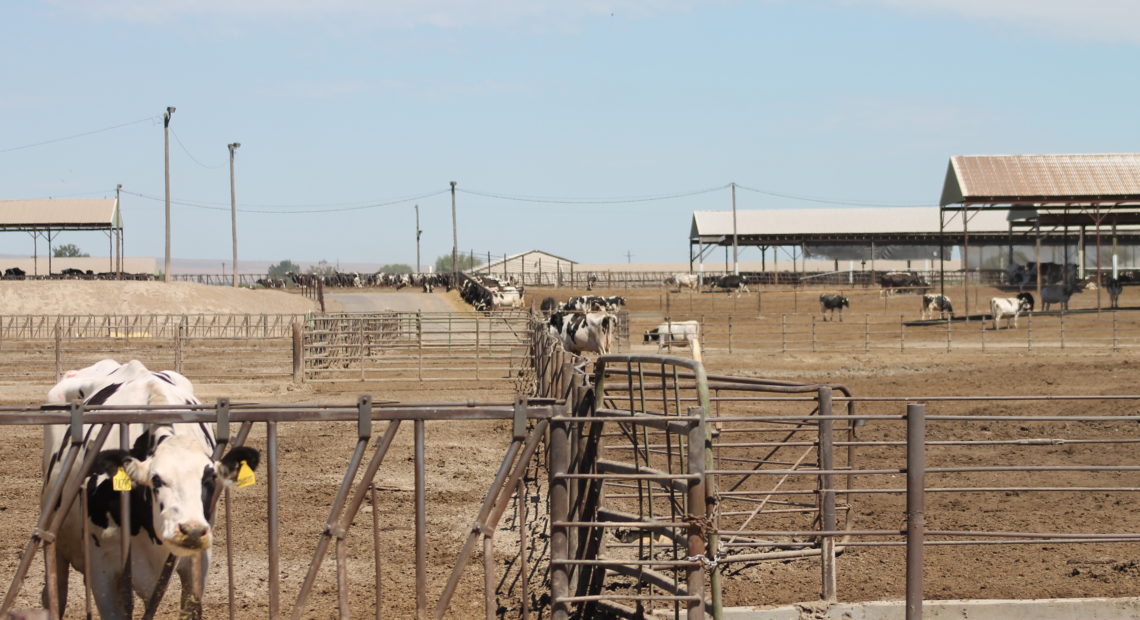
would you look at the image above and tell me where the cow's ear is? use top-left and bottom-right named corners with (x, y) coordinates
top-left (217, 446), bottom-right (261, 480)
top-left (91, 449), bottom-right (130, 478)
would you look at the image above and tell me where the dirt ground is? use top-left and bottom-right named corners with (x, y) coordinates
top-left (0, 280), bottom-right (1138, 617)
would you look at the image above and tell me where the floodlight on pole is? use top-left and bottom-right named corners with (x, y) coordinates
top-left (228, 142), bottom-right (241, 287)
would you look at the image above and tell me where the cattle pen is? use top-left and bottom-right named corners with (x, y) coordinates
top-left (1, 316), bottom-right (1140, 618)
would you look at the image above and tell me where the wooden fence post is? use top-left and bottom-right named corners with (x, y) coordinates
top-left (781, 314), bottom-right (787, 353)
top-left (728, 315), bottom-right (734, 354)
top-left (863, 314), bottom-right (870, 352)
top-left (1027, 312), bottom-right (1033, 351)
top-left (1060, 311), bottom-right (1066, 350)
top-left (54, 320), bottom-right (62, 378)
top-left (899, 314), bottom-right (905, 352)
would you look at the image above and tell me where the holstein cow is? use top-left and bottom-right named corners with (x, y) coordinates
top-left (819, 294), bottom-right (849, 322)
top-left (643, 320), bottom-right (700, 351)
top-left (664, 273), bottom-right (699, 292)
top-left (990, 296), bottom-right (1031, 330)
top-left (710, 275), bottom-right (750, 295)
top-left (548, 311), bottom-right (617, 355)
top-left (42, 360), bottom-right (260, 619)
top-left (920, 294), bottom-right (953, 320)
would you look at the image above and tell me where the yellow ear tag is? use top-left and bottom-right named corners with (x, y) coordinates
top-left (236, 460), bottom-right (256, 488)
top-left (113, 467), bottom-right (132, 492)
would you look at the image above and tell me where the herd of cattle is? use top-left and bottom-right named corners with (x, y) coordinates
top-left (3, 267), bottom-right (158, 281)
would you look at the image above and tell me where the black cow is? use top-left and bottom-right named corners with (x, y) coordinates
top-left (819, 294), bottom-right (850, 322)
top-left (710, 275), bottom-right (750, 294)
top-left (4, 267), bottom-right (26, 280)
top-left (879, 271), bottom-right (929, 296)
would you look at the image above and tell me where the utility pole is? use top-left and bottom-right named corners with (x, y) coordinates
top-left (731, 181), bottom-right (739, 275)
top-left (163, 106), bottom-right (175, 282)
top-left (450, 181), bottom-right (458, 286)
top-left (115, 183), bottom-right (122, 278)
top-left (228, 142), bottom-right (241, 287)
top-left (626, 250), bottom-right (633, 263)
top-left (415, 204), bottom-right (422, 273)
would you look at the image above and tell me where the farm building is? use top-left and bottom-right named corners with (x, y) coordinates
top-left (470, 249), bottom-right (577, 285)
top-left (0, 198), bottom-right (125, 276)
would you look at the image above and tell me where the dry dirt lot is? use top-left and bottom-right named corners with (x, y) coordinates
top-left (0, 280), bottom-right (1138, 617)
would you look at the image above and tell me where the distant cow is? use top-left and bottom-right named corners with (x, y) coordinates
top-left (1106, 278), bottom-right (1124, 309)
top-left (819, 294), bottom-right (849, 322)
top-left (710, 274), bottom-right (750, 295)
top-left (921, 294), bottom-right (953, 320)
top-left (643, 320), bottom-right (700, 351)
top-left (548, 310), bottom-right (617, 355)
top-left (990, 296), bottom-right (1031, 329)
top-left (879, 271), bottom-right (929, 296)
top-left (665, 273), bottom-right (699, 291)
top-left (1041, 282), bottom-right (1083, 312)
top-left (1016, 292), bottom-right (1035, 312)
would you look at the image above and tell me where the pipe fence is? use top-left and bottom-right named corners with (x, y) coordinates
top-left (0, 397), bottom-right (559, 619)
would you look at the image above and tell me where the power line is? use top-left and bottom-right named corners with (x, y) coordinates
top-left (734, 183), bottom-right (928, 207)
top-left (170, 128), bottom-right (226, 169)
top-left (118, 188), bottom-right (449, 214)
top-left (457, 185), bottom-right (729, 204)
top-left (0, 115), bottom-right (159, 154)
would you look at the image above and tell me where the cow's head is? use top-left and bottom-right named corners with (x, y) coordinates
top-left (91, 435), bottom-right (260, 556)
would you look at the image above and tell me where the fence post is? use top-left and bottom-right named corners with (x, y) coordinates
top-left (781, 314), bottom-right (787, 353)
top-left (1027, 312), bottom-right (1033, 351)
top-left (549, 415), bottom-right (570, 620)
top-left (818, 387), bottom-right (837, 602)
top-left (175, 318), bottom-right (186, 374)
top-left (417, 311), bottom-right (423, 382)
top-left (980, 317), bottom-right (986, 353)
top-left (757, 290), bottom-right (762, 316)
top-left (1060, 310), bottom-right (1066, 350)
top-left (54, 320), bottom-right (62, 378)
top-left (728, 315), bottom-right (734, 354)
top-left (1113, 310), bottom-right (1119, 352)
top-left (864, 314), bottom-right (869, 352)
top-left (945, 313), bottom-right (951, 353)
top-left (292, 320), bottom-right (303, 383)
top-left (900, 314), bottom-right (905, 352)
top-left (811, 315), bottom-right (816, 352)
top-left (475, 318), bottom-right (481, 380)
top-left (906, 403), bottom-right (926, 620)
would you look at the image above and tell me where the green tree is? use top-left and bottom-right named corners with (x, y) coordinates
top-left (268, 259), bottom-right (301, 277)
top-left (377, 263), bottom-right (413, 274)
top-left (434, 253), bottom-right (483, 273)
top-left (53, 243), bottom-right (89, 258)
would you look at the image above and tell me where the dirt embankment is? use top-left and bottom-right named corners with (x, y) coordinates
top-left (0, 281), bottom-right (318, 315)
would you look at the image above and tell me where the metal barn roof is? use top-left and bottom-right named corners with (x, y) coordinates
top-left (690, 207), bottom-right (1012, 244)
top-left (0, 199), bottom-right (121, 231)
top-left (941, 154), bottom-right (1140, 207)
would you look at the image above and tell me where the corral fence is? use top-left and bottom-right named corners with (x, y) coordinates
top-left (530, 322), bottom-right (1140, 619)
top-left (302, 311), bottom-right (534, 383)
top-left (641, 310), bottom-right (1140, 354)
top-left (0, 314), bottom-right (307, 384)
top-left (0, 396), bottom-right (561, 619)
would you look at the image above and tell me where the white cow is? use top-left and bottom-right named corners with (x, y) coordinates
top-left (548, 311), bottom-right (617, 354)
top-left (42, 360), bottom-right (260, 619)
top-left (664, 273), bottom-right (699, 291)
top-left (990, 296), bottom-right (1031, 330)
top-left (643, 320), bottom-right (700, 351)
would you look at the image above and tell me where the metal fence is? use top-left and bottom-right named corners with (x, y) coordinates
top-left (302, 311), bottom-right (533, 383)
top-left (530, 322), bottom-right (1140, 619)
top-left (0, 397), bottom-right (559, 619)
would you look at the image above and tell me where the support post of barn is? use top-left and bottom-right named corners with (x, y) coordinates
top-left (906, 403), bottom-right (926, 620)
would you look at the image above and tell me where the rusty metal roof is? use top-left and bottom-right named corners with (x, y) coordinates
top-left (0, 199), bottom-right (121, 230)
top-left (941, 154), bottom-right (1140, 206)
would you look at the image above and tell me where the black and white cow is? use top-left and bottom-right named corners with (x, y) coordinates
top-left (819, 294), bottom-right (850, 322)
top-left (42, 359), bottom-right (260, 619)
top-left (548, 311), bottom-right (617, 355)
top-left (921, 294), bottom-right (953, 320)
top-left (709, 275), bottom-right (750, 295)
top-left (990, 296), bottom-right (1031, 329)
top-left (664, 273), bottom-right (699, 291)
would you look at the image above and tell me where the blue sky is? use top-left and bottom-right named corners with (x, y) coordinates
top-left (2, 1), bottom-right (1138, 269)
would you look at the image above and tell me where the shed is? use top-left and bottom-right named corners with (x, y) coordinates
top-left (0, 198), bottom-right (124, 275)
